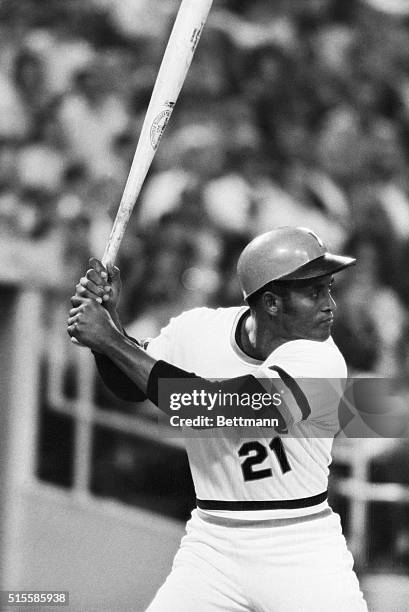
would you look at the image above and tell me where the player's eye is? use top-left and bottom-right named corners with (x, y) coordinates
top-left (312, 284), bottom-right (332, 299)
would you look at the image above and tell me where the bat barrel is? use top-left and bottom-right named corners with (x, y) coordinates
top-left (101, 0), bottom-right (213, 268)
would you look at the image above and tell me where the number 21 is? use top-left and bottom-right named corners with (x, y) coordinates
top-left (238, 437), bottom-right (291, 482)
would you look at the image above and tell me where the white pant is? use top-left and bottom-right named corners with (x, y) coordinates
top-left (146, 508), bottom-right (368, 612)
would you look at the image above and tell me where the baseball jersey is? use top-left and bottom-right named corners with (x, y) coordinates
top-left (146, 306), bottom-right (347, 520)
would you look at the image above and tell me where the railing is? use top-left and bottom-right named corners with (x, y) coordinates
top-left (332, 438), bottom-right (409, 569)
top-left (37, 289), bottom-right (193, 523)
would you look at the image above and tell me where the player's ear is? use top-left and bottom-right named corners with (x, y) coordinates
top-left (261, 291), bottom-right (280, 317)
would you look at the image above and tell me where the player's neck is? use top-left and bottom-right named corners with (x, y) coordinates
top-left (239, 311), bottom-right (287, 360)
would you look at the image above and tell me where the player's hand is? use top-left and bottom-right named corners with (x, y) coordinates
top-left (67, 296), bottom-right (117, 353)
top-left (75, 257), bottom-right (122, 313)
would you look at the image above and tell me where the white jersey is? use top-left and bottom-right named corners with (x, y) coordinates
top-left (147, 306), bottom-right (347, 519)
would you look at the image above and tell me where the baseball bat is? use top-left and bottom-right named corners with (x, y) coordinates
top-left (71, 0), bottom-right (213, 345)
top-left (101, 0), bottom-right (214, 268)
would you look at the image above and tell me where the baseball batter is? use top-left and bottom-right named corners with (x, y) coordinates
top-left (67, 227), bottom-right (368, 611)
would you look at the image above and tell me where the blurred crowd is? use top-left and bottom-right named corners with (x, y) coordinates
top-left (1, 0), bottom-right (409, 380)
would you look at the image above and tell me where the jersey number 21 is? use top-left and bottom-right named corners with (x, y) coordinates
top-left (238, 437), bottom-right (291, 482)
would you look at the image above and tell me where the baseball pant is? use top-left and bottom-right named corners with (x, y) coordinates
top-left (146, 508), bottom-right (368, 612)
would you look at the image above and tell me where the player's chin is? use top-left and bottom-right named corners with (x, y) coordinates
top-left (312, 322), bottom-right (333, 341)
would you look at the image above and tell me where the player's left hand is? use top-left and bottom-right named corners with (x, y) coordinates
top-left (67, 296), bottom-right (117, 353)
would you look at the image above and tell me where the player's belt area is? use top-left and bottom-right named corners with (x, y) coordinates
top-left (197, 507), bottom-right (332, 528)
top-left (196, 490), bottom-right (327, 511)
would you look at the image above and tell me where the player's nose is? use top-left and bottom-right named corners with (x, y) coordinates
top-left (322, 293), bottom-right (337, 312)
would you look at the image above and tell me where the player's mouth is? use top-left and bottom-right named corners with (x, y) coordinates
top-left (319, 316), bottom-right (334, 326)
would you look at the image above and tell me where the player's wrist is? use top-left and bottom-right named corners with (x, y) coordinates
top-left (98, 320), bottom-right (124, 355)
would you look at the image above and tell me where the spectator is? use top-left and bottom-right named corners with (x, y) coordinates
top-left (57, 62), bottom-right (128, 180)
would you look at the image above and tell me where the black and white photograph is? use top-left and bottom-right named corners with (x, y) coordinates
top-left (1, 1), bottom-right (409, 610)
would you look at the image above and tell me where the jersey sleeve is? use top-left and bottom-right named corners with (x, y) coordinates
top-left (146, 307), bottom-right (213, 364)
top-left (145, 318), bottom-right (177, 362)
top-left (145, 308), bottom-right (197, 362)
top-left (254, 339), bottom-right (347, 427)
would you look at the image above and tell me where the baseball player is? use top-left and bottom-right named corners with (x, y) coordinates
top-left (68, 226), bottom-right (368, 612)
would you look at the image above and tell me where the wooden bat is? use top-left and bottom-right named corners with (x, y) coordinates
top-left (71, 0), bottom-right (212, 345)
top-left (101, 0), bottom-right (214, 268)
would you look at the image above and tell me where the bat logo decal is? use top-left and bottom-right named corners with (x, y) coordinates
top-left (150, 102), bottom-right (175, 150)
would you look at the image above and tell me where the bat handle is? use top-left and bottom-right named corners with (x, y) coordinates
top-left (101, 215), bottom-right (127, 270)
top-left (101, 250), bottom-right (114, 270)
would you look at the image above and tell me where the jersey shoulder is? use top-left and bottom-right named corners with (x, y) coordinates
top-left (263, 337), bottom-right (347, 379)
top-left (167, 305), bottom-right (245, 335)
top-left (174, 305), bottom-right (244, 324)
top-left (146, 305), bottom-right (244, 361)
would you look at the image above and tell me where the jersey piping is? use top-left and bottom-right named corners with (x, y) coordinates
top-left (269, 365), bottom-right (312, 421)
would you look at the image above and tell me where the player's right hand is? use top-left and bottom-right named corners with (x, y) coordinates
top-left (75, 257), bottom-right (122, 312)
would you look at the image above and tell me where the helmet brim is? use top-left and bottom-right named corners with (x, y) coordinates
top-left (278, 253), bottom-right (356, 281)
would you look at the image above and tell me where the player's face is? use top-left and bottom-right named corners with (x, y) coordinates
top-left (279, 275), bottom-right (336, 342)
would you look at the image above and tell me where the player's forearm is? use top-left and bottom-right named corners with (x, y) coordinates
top-left (99, 327), bottom-right (156, 395)
top-left (93, 337), bottom-right (147, 402)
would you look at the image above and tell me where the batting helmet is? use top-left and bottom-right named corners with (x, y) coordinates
top-left (237, 227), bottom-right (356, 300)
